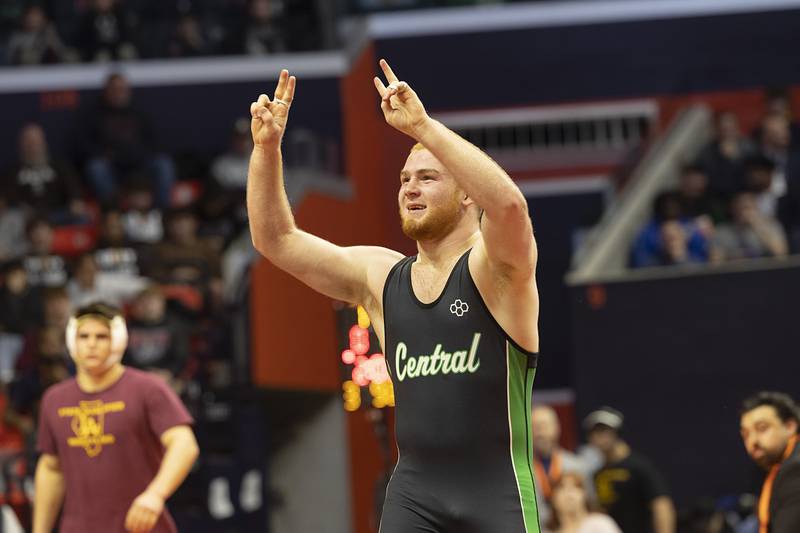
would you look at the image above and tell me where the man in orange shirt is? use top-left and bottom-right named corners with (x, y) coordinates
top-left (740, 391), bottom-right (800, 533)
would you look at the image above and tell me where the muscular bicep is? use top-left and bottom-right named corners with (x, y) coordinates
top-left (479, 201), bottom-right (537, 281)
top-left (265, 229), bottom-right (403, 305)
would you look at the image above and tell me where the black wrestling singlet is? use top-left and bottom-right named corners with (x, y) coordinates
top-left (379, 249), bottom-right (540, 533)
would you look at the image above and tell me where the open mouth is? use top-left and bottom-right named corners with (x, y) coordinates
top-left (407, 204), bottom-right (426, 213)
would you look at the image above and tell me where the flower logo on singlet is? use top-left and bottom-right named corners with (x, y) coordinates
top-left (449, 299), bottom-right (469, 317)
top-left (57, 400), bottom-right (126, 457)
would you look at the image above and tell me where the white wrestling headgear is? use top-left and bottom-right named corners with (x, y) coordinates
top-left (65, 303), bottom-right (129, 367)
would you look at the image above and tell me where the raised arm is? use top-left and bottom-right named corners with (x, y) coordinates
top-left (33, 453), bottom-right (66, 533)
top-left (373, 59), bottom-right (536, 279)
top-left (124, 425), bottom-right (199, 533)
top-left (247, 69), bottom-right (402, 306)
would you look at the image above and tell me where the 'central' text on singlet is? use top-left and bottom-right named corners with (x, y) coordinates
top-left (395, 333), bottom-right (481, 382)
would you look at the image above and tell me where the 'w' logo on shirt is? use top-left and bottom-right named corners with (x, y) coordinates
top-left (58, 400), bottom-right (126, 457)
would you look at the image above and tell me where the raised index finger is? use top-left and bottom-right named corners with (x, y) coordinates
top-left (379, 59), bottom-right (399, 84)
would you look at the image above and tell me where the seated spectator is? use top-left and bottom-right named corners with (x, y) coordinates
top-left (82, 72), bottom-right (176, 208)
top-left (224, 0), bottom-right (287, 55)
top-left (75, 0), bottom-right (138, 62)
top-left (147, 207), bottom-right (222, 289)
top-left (200, 117), bottom-right (253, 244)
top-left (23, 217), bottom-right (69, 287)
top-left (584, 407), bottom-right (676, 533)
top-left (697, 111), bottom-right (754, 197)
top-left (675, 164), bottom-right (724, 223)
top-left (125, 285), bottom-right (191, 388)
top-left (630, 192), bottom-right (710, 268)
top-left (66, 252), bottom-right (146, 308)
top-left (211, 117), bottom-right (252, 191)
top-left (6, 325), bottom-right (70, 442)
top-left (0, 197), bottom-right (27, 262)
top-left (167, 14), bottom-right (212, 58)
top-left (120, 183), bottom-right (164, 245)
top-left (3, 123), bottom-right (88, 224)
top-left (713, 192), bottom-right (788, 261)
top-left (756, 87), bottom-right (800, 147)
top-left (549, 472), bottom-right (621, 533)
top-left (94, 208), bottom-right (145, 278)
top-left (6, 4), bottom-right (74, 65)
top-left (743, 154), bottom-right (780, 218)
top-left (532, 405), bottom-right (591, 527)
top-left (0, 260), bottom-right (43, 335)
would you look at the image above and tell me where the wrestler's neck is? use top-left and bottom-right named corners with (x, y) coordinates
top-left (77, 364), bottom-right (125, 393)
top-left (415, 227), bottom-right (480, 268)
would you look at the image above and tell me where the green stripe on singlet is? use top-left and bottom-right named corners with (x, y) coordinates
top-left (507, 341), bottom-right (540, 533)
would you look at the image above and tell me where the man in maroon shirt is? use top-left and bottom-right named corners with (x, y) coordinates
top-left (33, 303), bottom-right (199, 533)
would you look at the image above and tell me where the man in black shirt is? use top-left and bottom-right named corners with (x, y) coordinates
top-left (585, 407), bottom-right (676, 533)
top-left (740, 391), bottom-right (800, 533)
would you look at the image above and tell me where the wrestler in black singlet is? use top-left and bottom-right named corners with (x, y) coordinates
top-left (379, 249), bottom-right (540, 533)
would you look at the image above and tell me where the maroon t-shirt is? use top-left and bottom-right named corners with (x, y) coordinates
top-left (37, 367), bottom-right (193, 533)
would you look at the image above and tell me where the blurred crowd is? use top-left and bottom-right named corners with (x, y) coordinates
top-left (0, 0), bottom-right (330, 66)
top-left (0, 70), bottom-right (252, 478)
top-left (631, 89), bottom-right (800, 268)
top-left (532, 405), bottom-right (761, 533)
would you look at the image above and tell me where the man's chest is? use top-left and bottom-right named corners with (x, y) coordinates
top-left (50, 396), bottom-right (145, 459)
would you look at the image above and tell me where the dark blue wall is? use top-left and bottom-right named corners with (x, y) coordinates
top-left (571, 264), bottom-right (800, 505)
top-left (376, 9), bottom-right (800, 110)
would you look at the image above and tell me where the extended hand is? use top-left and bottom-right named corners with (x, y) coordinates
top-left (124, 490), bottom-right (165, 533)
top-left (250, 69), bottom-right (297, 148)
top-left (373, 59), bottom-right (430, 139)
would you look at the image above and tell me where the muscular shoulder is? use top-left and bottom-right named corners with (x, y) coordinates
top-left (363, 247), bottom-right (405, 303)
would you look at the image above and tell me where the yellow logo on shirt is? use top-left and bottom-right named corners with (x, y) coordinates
top-left (57, 400), bottom-right (126, 457)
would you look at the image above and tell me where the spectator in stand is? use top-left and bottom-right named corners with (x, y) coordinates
top-left (675, 164), bottom-right (724, 230)
top-left (6, 4), bottom-right (74, 65)
top-left (121, 182), bottom-right (164, 245)
top-left (211, 117), bottom-right (252, 191)
top-left (697, 111), bottom-right (754, 197)
top-left (0, 197), bottom-right (27, 262)
top-left (23, 217), bottom-right (69, 288)
top-left (548, 472), bottom-right (621, 533)
top-left (167, 14), bottom-right (211, 58)
top-left (756, 113), bottom-right (800, 223)
top-left (82, 72), bottom-right (176, 208)
top-left (713, 192), bottom-right (788, 261)
top-left (5, 325), bottom-right (70, 443)
top-left (148, 207), bottom-right (221, 291)
top-left (742, 154), bottom-right (780, 218)
top-left (0, 260), bottom-right (43, 335)
top-left (585, 407), bottom-right (676, 533)
top-left (631, 192), bottom-right (711, 268)
top-left (75, 0), bottom-right (138, 62)
top-left (224, 0), bottom-right (287, 55)
top-left (3, 123), bottom-right (88, 224)
top-left (201, 117), bottom-right (253, 241)
top-left (532, 405), bottom-right (591, 527)
top-left (94, 208), bottom-right (146, 279)
top-left (66, 253), bottom-right (146, 308)
top-left (125, 285), bottom-right (191, 390)
top-left (759, 87), bottom-right (800, 146)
